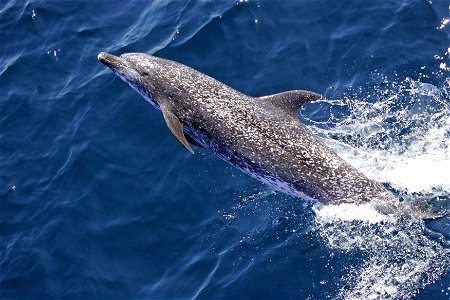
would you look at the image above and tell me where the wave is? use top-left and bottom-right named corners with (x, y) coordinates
top-left (303, 76), bottom-right (450, 213)
top-left (304, 76), bottom-right (450, 298)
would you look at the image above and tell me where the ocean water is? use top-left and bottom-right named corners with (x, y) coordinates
top-left (1, 0), bottom-right (449, 299)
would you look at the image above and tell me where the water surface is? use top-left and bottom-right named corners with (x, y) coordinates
top-left (1, 0), bottom-right (449, 299)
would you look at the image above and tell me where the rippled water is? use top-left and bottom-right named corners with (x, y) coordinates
top-left (1, 0), bottom-right (449, 299)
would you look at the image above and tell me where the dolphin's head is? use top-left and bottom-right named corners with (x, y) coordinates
top-left (98, 52), bottom-right (174, 109)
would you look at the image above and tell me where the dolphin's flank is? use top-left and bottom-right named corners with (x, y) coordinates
top-left (97, 52), bottom-right (445, 220)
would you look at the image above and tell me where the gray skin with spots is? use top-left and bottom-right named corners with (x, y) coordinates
top-left (97, 52), bottom-right (443, 219)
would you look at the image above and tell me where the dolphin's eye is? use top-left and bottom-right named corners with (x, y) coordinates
top-left (140, 70), bottom-right (149, 76)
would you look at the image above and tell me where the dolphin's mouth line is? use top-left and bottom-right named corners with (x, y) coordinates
top-left (98, 52), bottom-right (127, 70)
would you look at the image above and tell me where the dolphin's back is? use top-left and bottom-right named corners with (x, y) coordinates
top-left (141, 55), bottom-right (389, 204)
top-left (180, 88), bottom-right (387, 204)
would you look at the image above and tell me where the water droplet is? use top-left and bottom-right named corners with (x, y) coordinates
top-left (437, 18), bottom-right (449, 30)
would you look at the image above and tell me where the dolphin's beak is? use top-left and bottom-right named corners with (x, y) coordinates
top-left (98, 52), bottom-right (126, 70)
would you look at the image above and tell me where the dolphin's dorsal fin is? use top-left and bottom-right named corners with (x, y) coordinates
top-left (160, 104), bottom-right (194, 154)
top-left (258, 90), bottom-right (322, 117)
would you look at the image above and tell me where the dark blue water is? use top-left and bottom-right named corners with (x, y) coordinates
top-left (1, 0), bottom-right (450, 299)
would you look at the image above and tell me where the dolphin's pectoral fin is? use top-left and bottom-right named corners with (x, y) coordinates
top-left (160, 105), bottom-right (194, 154)
top-left (258, 90), bottom-right (323, 117)
top-left (184, 132), bottom-right (204, 148)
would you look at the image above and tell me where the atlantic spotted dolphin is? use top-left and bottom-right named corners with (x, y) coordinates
top-left (98, 52), bottom-right (444, 219)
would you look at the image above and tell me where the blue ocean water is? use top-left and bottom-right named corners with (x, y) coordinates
top-left (1, 0), bottom-right (450, 299)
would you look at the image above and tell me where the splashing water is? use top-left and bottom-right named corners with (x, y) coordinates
top-left (313, 209), bottom-right (449, 299)
top-left (303, 76), bottom-right (450, 212)
top-left (304, 77), bottom-right (450, 298)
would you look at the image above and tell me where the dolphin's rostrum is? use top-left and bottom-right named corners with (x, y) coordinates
top-left (98, 52), bottom-right (445, 219)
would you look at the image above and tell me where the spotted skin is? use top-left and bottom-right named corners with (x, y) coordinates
top-left (98, 52), bottom-right (405, 213)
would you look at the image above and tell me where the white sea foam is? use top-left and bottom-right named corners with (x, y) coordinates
top-left (304, 77), bottom-right (450, 298)
top-left (308, 77), bottom-right (450, 195)
top-left (313, 202), bottom-right (389, 224)
top-left (313, 214), bottom-right (450, 299)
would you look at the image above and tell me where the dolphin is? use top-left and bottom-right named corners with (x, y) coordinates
top-left (97, 52), bottom-right (445, 219)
